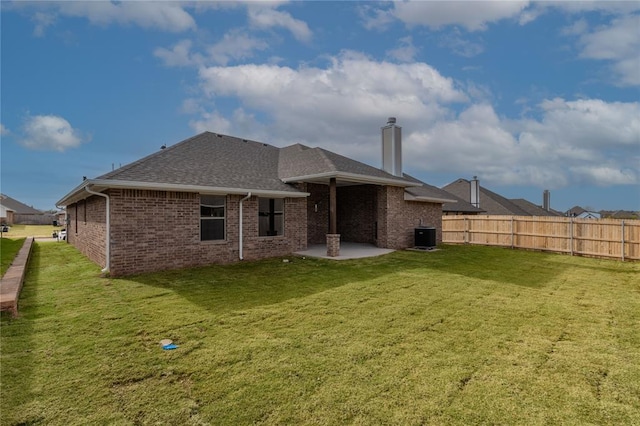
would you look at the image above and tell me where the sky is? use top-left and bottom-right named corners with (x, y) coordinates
top-left (1, 1), bottom-right (639, 213)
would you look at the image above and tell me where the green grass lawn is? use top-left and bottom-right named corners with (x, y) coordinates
top-left (1, 224), bottom-right (61, 239)
top-left (1, 244), bottom-right (639, 425)
top-left (1, 237), bottom-right (26, 277)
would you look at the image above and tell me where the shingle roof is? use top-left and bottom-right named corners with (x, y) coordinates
top-left (58, 131), bottom-right (444, 206)
top-left (566, 206), bottom-right (586, 216)
top-left (509, 198), bottom-right (562, 217)
top-left (402, 174), bottom-right (463, 204)
top-left (98, 132), bottom-right (299, 194)
top-left (0, 194), bottom-right (42, 214)
top-left (441, 194), bottom-right (486, 214)
top-left (278, 143), bottom-right (417, 186)
top-left (442, 179), bottom-right (531, 216)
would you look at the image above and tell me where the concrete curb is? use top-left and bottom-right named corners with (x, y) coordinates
top-left (0, 237), bottom-right (34, 317)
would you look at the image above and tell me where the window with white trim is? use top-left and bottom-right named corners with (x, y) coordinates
top-left (258, 198), bottom-right (284, 236)
top-left (200, 195), bottom-right (225, 241)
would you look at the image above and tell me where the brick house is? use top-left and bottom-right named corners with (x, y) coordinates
top-left (57, 118), bottom-right (456, 276)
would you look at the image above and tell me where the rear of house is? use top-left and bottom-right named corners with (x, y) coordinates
top-left (58, 119), bottom-right (455, 276)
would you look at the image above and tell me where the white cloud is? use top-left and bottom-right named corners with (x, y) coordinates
top-left (438, 29), bottom-right (484, 57)
top-left (570, 165), bottom-right (637, 186)
top-left (545, 1), bottom-right (640, 15)
top-left (0, 124), bottom-right (9, 136)
top-left (407, 98), bottom-right (639, 188)
top-left (208, 30), bottom-right (269, 65)
top-left (192, 53), bottom-right (638, 188)
top-left (191, 58), bottom-right (638, 188)
top-left (535, 98), bottom-right (640, 149)
top-left (155, 30), bottom-right (269, 68)
top-left (386, 36), bottom-right (418, 63)
top-left (193, 52), bottom-right (467, 161)
top-left (561, 18), bottom-right (588, 36)
top-left (154, 39), bottom-right (203, 67)
top-left (406, 104), bottom-right (521, 177)
top-left (358, 5), bottom-right (396, 31)
top-left (247, 4), bottom-right (312, 42)
top-left (20, 115), bottom-right (87, 152)
top-left (16, 1), bottom-right (196, 35)
top-left (388, 0), bottom-right (531, 31)
top-left (189, 111), bottom-right (231, 135)
top-left (577, 14), bottom-right (640, 86)
top-left (31, 11), bottom-right (57, 37)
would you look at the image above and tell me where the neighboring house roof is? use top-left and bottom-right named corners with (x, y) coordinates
top-left (436, 187), bottom-right (485, 214)
top-left (441, 196), bottom-right (486, 214)
top-left (509, 198), bottom-right (562, 217)
top-left (442, 179), bottom-right (531, 216)
top-left (566, 206), bottom-right (587, 217)
top-left (576, 211), bottom-right (601, 219)
top-left (402, 174), bottom-right (460, 204)
top-left (58, 132), bottom-right (432, 206)
top-left (0, 194), bottom-right (41, 214)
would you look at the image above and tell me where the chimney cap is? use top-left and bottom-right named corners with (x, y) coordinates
top-left (387, 117), bottom-right (396, 124)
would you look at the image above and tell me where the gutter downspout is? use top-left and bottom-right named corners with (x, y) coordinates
top-left (85, 186), bottom-right (110, 274)
top-left (239, 192), bottom-right (252, 260)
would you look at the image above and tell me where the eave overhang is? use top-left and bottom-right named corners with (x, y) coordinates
top-left (281, 171), bottom-right (421, 188)
top-left (404, 192), bottom-right (457, 204)
top-left (56, 179), bottom-right (309, 207)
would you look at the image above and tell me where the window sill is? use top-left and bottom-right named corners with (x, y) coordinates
top-left (200, 239), bottom-right (228, 245)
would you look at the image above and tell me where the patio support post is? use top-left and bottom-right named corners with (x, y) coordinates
top-left (329, 177), bottom-right (337, 234)
top-left (327, 177), bottom-right (340, 257)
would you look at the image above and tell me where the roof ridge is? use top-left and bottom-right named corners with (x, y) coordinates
top-left (98, 132), bottom-right (212, 179)
top-left (480, 186), bottom-right (529, 216)
top-left (315, 147), bottom-right (339, 172)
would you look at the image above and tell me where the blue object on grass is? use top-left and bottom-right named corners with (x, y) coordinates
top-left (162, 344), bottom-right (178, 350)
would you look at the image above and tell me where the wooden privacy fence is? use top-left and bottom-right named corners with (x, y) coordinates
top-left (442, 215), bottom-right (640, 261)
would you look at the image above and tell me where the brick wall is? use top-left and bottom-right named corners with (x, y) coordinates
top-left (67, 195), bottom-right (107, 268)
top-left (337, 185), bottom-right (377, 243)
top-left (240, 196), bottom-right (307, 262)
top-left (376, 186), bottom-right (443, 249)
top-left (68, 189), bottom-right (307, 276)
top-left (305, 183), bottom-right (329, 244)
top-left (306, 183), bottom-right (379, 244)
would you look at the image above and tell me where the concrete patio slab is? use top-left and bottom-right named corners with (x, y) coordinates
top-left (294, 242), bottom-right (394, 260)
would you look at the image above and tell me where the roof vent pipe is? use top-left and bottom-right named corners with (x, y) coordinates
top-left (543, 189), bottom-right (550, 211)
top-left (470, 176), bottom-right (480, 208)
top-left (381, 117), bottom-right (402, 177)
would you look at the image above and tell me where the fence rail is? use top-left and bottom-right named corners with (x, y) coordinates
top-left (442, 215), bottom-right (640, 261)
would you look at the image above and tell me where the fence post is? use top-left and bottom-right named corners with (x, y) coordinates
top-left (464, 216), bottom-right (468, 244)
top-left (570, 217), bottom-right (574, 256)
top-left (510, 216), bottom-right (514, 249)
top-left (621, 220), bottom-right (625, 261)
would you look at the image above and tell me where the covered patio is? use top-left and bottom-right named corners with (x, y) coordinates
top-left (294, 242), bottom-right (395, 260)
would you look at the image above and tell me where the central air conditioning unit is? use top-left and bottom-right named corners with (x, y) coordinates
top-left (415, 227), bottom-right (436, 248)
